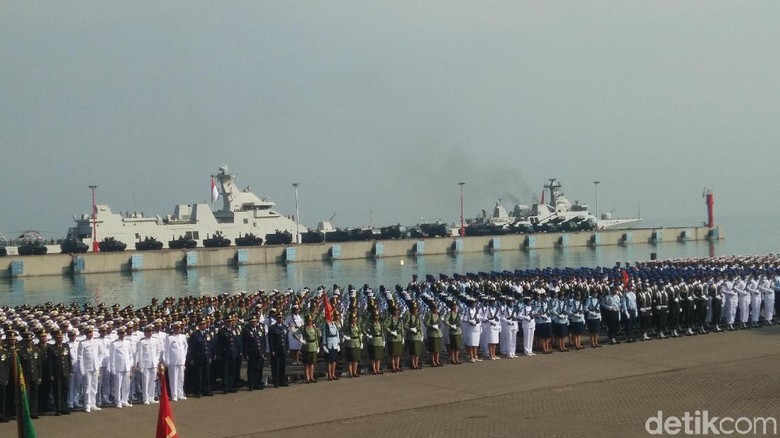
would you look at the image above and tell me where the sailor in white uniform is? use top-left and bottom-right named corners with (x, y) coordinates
top-left (461, 298), bottom-right (482, 363)
top-left (748, 276), bottom-right (762, 327)
top-left (499, 298), bottom-right (518, 358)
top-left (109, 327), bottom-right (134, 408)
top-left (762, 275), bottom-right (777, 325)
top-left (519, 296), bottom-right (536, 356)
top-left (721, 278), bottom-right (738, 330)
top-left (135, 325), bottom-right (161, 405)
top-left (78, 325), bottom-right (106, 413)
top-left (734, 276), bottom-right (750, 328)
top-left (164, 322), bottom-right (188, 401)
top-left (483, 297), bottom-right (501, 360)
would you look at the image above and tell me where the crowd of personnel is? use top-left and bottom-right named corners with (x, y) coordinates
top-left (1, 253), bottom-right (779, 422)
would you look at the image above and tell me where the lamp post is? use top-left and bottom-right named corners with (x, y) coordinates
top-left (292, 182), bottom-right (300, 244)
top-left (593, 181), bottom-right (600, 220)
top-left (458, 182), bottom-right (465, 237)
top-left (89, 185), bottom-right (99, 252)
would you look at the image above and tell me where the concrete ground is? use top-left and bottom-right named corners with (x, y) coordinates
top-left (3, 326), bottom-right (779, 437)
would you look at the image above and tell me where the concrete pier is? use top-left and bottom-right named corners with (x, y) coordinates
top-left (0, 226), bottom-right (721, 278)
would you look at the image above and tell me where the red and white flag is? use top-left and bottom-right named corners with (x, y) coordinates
top-left (210, 178), bottom-right (219, 204)
top-left (156, 369), bottom-right (179, 438)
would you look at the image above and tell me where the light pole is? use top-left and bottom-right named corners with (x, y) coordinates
top-left (89, 185), bottom-right (99, 252)
top-left (292, 182), bottom-right (300, 244)
top-left (458, 182), bottom-right (465, 237)
top-left (593, 181), bottom-right (600, 220)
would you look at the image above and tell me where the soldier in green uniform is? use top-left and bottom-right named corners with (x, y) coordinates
top-left (404, 302), bottom-right (423, 369)
top-left (424, 304), bottom-right (443, 367)
top-left (34, 328), bottom-right (50, 415)
top-left (300, 314), bottom-right (321, 383)
top-left (0, 332), bottom-right (12, 422)
top-left (365, 311), bottom-right (385, 375)
top-left (342, 312), bottom-right (363, 378)
top-left (18, 332), bottom-right (42, 419)
top-left (46, 330), bottom-right (72, 415)
top-left (446, 301), bottom-right (463, 364)
top-left (385, 305), bottom-right (405, 372)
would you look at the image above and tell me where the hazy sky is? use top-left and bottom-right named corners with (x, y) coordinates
top-left (1, 1), bottom-right (778, 239)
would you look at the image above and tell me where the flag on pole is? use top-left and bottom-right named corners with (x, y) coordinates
top-left (622, 269), bottom-right (630, 288)
top-left (540, 188), bottom-right (545, 204)
top-left (323, 294), bottom-right (333, 323)
top-left (156, 368), bottom-right (179, 438)
top-left (13, 352), bottom-right (36, 438)
top-left (210, 177), bottom-right (219, 204)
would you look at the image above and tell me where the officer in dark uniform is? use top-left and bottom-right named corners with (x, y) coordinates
top-left (19, 332), bottom-right (42, 419)
top-left (46, 330), bottom-right (72, 415)
top-left (267, 313), bottom-right (289, 387)
top-left (217, 315), bottom-right (240, 393)
top-left (709, 277), bottom-right (724, 332)
top-left (637, 285), bottom-right (653, 340)
top-left (652, 285), bottom-right (668, 339)
top-left (668, 285), bottom-right (681, 337)
top-left (187, 318), bottom-right (214, 397)
top-left (241, 316), bottom-right (266, 391)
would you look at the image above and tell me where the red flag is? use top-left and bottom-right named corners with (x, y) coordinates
top-left (540, 188), bottom-right (545, 204)
top-left (156, 369), bottom-right (179, 438)
top-left (323, 295), bottom-right (333, 323)
top-left (621, 269), bottom-right (629, 288)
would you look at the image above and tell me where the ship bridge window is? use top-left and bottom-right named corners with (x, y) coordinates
top-left (243, 218), bottom-right (248, 224)
top-left (135, 233), bottom-right (141, 239)
top-left (184, 231), bottom-right (200, 240)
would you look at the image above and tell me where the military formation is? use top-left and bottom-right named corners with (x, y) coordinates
top-left (1, 254), bottom-right (779, 423)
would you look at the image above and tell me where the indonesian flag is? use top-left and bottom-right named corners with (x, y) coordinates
top-left (323, 294), bottom-right (333, 323)
top-left (156, 368), bottom-right (179, 438)
top-left (210, 177), bottom-right (219, 204)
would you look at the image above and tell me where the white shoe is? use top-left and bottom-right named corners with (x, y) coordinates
top-left (85, 407), bottom-right (91, 413)
top-left (152, 400), bottom-right (159, 404)
top-left (172, 398), bottom-right (178, 402)
top-left (116, 404), bottom-right (123, 409)
top-left (93, 406), bottom-right (101, 411)
top-left (144, 401), bottom-right (150, 405)
top-left (180, 396), bottom-right (187, 400)
top-left (123, 402), bottom-right (132, 408)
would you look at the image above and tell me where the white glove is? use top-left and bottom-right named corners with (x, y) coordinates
top-left (322, 347), bottom-right (328, 354)
top-left (366, 335), bottom-right (373, 340)
top-left (390, 331), bottom-right (398, 337)
top-left (410, 328), bottom-right (417, 334)
top-left (343, 336), bottom-right (351, 341)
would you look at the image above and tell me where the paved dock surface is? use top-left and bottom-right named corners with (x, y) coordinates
top-left (3, 326), bottom-right (779, 437)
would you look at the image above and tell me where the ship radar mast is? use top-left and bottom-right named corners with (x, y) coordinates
top-left (211, 165), bottom-right (271, 213)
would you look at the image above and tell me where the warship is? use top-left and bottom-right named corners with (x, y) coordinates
top-left (67, 165), bottom-right (306, 251)
top-left (466, 178), bottom-right (640, 235)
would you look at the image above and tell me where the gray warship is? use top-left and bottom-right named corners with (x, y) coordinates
top-left (67, 165), bottom-right (307, 251)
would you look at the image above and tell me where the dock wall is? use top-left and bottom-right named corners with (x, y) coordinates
top-left (0, 226), bottom-right (721, 278)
